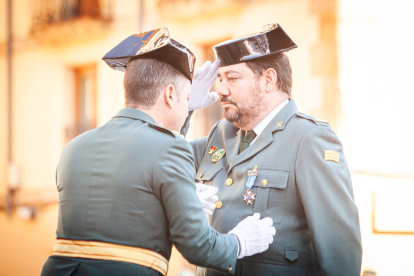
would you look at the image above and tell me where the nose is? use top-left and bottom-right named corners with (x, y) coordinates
top-left (218, 82), bottom-right (230, 97)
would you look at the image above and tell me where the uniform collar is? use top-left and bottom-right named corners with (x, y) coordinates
top-left (252, 99), bottom-right (289, 143)
top-left (113, 108), bottom-right (158, 125)
top-left (226, 99), bottom-right (298, 171)
top-left (269, 98), bottom-right (298, 132)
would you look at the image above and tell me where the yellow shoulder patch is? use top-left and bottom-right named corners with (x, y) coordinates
top-left (324, 150), bottom-right (339, 163)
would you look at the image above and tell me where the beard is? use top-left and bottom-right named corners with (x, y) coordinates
top-left (222, 82), bottom-right (268, 128)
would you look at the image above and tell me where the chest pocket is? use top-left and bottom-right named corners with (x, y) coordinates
top-left (195, 162), bottom-right (223, 185)
top-left (252, 168), bottom-right (289, 224)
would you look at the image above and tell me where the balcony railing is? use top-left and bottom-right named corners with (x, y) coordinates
top-left (30, 0), bottom-right (112, 42)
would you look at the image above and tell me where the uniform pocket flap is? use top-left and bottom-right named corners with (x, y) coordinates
top-left (285, 249), bottom-right (299, 262)
top-left (252, 168), bottom-right (289, 189)
top-left (196, 163), bottom-right (223, 181)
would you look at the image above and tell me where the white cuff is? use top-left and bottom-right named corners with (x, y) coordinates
top-left (232, 234), bottom-right (240, 258)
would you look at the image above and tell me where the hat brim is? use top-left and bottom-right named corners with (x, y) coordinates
top-left (213, 23), bottom-right (297, 67)
top-left (103, 28), bottom-right (196, 82)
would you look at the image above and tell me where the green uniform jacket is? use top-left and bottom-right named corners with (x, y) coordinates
top-left (41, 108), bottom-right (237, 276)
top-left (191, 100), bottom-right (362, 276)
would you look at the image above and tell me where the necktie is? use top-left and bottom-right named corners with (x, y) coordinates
top-left (239, 131), bottom-right (256, 154)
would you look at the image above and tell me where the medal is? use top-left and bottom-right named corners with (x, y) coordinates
top-left (243, 189), bottom-right (256, 205)
top-left (243, 166), bottom-right (258, 205)
top-left (208, 146), bottom-right (217, 155)
top-left (211, 149), bottom-right (225, 163)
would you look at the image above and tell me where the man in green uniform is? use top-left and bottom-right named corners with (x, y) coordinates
top-left (40, 28), bottom-right (276, 276)
top-left (189, 24), bottom-right (362, 276)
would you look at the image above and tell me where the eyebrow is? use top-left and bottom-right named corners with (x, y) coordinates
top-left (217, 70), bottom-right (241, 78)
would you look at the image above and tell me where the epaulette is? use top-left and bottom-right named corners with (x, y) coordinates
top-left (295, 112), bottom-right (330, 127)
top-left (149, 124), bottom-right (176, 138)
top-left (171, 130), bottom-right (185, 138)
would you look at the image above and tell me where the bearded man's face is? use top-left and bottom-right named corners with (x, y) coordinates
top-left (217, 63), bottom-right (268, 128)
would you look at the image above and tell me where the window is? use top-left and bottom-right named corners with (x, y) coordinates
top-left (71, 64), bottom-right (97, 139)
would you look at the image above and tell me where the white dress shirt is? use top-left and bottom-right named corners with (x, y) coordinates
top-left (251, 99), bottom-right (289, 145)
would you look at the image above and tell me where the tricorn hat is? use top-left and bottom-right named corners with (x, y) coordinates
top-left (103, 27), bottom-right (196, 82)
top-left (213, 23), bottom-right (297, 67)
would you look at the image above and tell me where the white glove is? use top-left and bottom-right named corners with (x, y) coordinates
top-left (188, 60), bottom-right (220, 111)
top-left (195, 183), bottom-right (219, 215)
top-left (229, 213), bottom-right (276, 259)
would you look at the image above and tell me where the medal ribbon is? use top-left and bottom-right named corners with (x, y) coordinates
top-left (246, 166), bottom-right (258, 190)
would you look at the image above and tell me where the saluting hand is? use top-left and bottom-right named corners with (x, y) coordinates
top-left (188, 60), bottom-right (220, 111)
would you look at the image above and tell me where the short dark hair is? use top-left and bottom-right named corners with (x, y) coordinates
top-left (123, 58), bottom-right (188, 109)
top-left (245, 53), bottom-right (292, 96)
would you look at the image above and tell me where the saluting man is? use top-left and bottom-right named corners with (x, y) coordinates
top-left (40, 27), bottom-right (276, 276)
top-left (188, 24), bottom-right (362, 276)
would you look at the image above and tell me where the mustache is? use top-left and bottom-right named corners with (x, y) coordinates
top-left (221, 97), bottom-right (237, 106)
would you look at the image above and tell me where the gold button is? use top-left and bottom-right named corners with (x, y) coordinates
top-left (226, 178), bottom-right (233, 186)
top-left (261, 179), bottom-right (268, 186)
top-left (199, 173), bottom-right (203, 178)
top-left (216, 201), bottom-right (223, 209)
top-left (228, 267), bottom-right (233, 272)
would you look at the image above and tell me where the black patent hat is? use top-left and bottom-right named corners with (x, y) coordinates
top-left (103, 27), bottom-right (196, 82)
top-left (213, 23), bottom-right (297, 67)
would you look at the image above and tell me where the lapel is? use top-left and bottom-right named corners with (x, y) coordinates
top-left (225, 128), bottom-right (244, 164)
top-left (228, 99), bottom-right (298, 172)
top-left (112, 108), bottom-right (158, 125)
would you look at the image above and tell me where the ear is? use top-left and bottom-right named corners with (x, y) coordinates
top-left (264, 68), bottom-right (278, 93)
top-left (163, 84), bottom-right (176, 109)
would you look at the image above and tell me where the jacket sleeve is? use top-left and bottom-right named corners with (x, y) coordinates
top-left (152, 138), bottom-right (237, 274)
top-left (295, 126), bottom-right (362, 276)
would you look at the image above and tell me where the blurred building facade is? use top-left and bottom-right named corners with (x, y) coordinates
top-left (0, 0), bottom-right (413, 275)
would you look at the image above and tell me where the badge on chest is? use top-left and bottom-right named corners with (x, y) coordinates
top-left (208, 146), bottom-right (217, 155)
top-left (211, 149), bottom-right (225, 163)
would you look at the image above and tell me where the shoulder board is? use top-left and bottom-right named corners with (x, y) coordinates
top-left (171, 130), bottom-right (185, 138)
top-left (149, 124), bottom-right (176, 138)
top-left (295, 112), bottom-right (330, 127)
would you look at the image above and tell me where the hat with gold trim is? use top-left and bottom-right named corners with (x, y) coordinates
top-left (213, 23), bottom-right (297, 67)
top-left (103, 27), bottom-right (196, 82)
